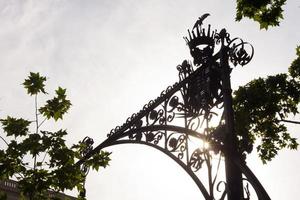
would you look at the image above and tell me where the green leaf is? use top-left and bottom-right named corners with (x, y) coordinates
top-left (0, 116), bottom-right (31, 137)
top-left (296, 46), bottom-right (300, 56)
top-left (1, 73), bottom-right (107, 199)
top-left (86, 151), bottom-right (111, 171)
top-left (21, 134), bottom-right (45, 156)
top-left (39, 87), bottom-right (72, 121)
top-left (288, 45), bottom-right (300, 79)
top-left (233, 70), bottom-right (300, 162)
top-left (235, 0), bottom-right (286, 29)
top-left (23, 72), bottom-right (47, 95)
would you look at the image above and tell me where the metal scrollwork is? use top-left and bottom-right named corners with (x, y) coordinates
top-left (216, 181), bottom-right (228, 200)
top-left (78, 13), bottom-right (270, 200)
top-left (188, 148), bottom-right (205, 172)
top-left (229, 39), bottom-right (254, 66)
top-left (80, 136), bottom-right (94, 174)
top-left (78, 136), bottom-right (95, 198)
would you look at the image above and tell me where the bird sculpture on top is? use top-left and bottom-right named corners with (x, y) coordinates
top-left (192, 13), bottom-right (210, 29)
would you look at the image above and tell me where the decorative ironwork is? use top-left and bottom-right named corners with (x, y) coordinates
top-left (78, 136), bottom-right (94, 198)
top-left (80, 136), bottom-right (94, 174)
top-left (76, 14), bottom-right (270, 200)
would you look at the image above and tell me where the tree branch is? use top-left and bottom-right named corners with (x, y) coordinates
top-left (279, 114), bottom-right (300, 124)
top-left (280, 119), bottom-right (300, 125)
top-left (0, 135), bottom-right (9, 146)
top-left (34, 94), bottom-right (38, 170)
top-left (38, 118), bottom-right (47, 129)
top-left (40, 151), bottom-right (48, 166)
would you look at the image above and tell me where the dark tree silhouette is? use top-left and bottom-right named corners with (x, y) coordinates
top-left (234, 0), bottom-right (300, 162)
top-left (0, 72), bottom-right (111, 200)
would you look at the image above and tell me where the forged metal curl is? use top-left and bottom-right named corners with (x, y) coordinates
top-left (179, 61), bottom-right (223, 120)
top-left (229, 40), bottom-right (254, 66)
top-left (79, 136), bottom-right (95, 199)
top-left (75, 14), bottom-right (271, 200)
top-left (242, 179), bottom-right (251, 200)
top-left (128, 128), bottom-right (189, 161)
top-left (188, 148), bottom-right (205, 172)
top-left (216, 181), bottom-right (227, 200)
top-left (107, 81), bottom-right (180, 138)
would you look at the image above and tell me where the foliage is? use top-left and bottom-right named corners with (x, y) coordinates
top-left (39, 87), bottom-right (72, 121)
top-left (0, 117), bottom-right (31, 137)
top-left (0, 72), bottom-right (111, 200)
top-left (235, 0), bottom-right (286, 29)
top-left (289, 46), bottom-right (300, 78)
top-left (23, 72), bottom-right (47, 95)
top-left (234, 46), bottom-right (300, 163)
top-left (234, 0), bottom-right (300, 162)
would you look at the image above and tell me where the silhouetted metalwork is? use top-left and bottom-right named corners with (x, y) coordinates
top-left (77, 14), bottom-right (270, 200)
top-left (79, 136), bottom-right (94, 198)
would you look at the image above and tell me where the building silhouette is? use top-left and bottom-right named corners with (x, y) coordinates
top-left (0, 179), bottom-right (76, 200)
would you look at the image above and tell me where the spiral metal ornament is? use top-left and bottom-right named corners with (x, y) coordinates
top-left (80, 136), bottom-right (94, 174)
top-left (76, 14), bottom-right (270, 200)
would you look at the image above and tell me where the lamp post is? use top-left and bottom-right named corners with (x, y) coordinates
top-left (219, 32), bottom-right (243, 200)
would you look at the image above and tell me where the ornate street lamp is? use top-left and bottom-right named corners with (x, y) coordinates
top-left (77, 14), bottom-right (270, 200)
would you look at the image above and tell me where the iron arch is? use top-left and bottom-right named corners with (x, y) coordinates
top-left (105, 140), bottom-right (211, 200)
top-left (77, 15), bottom-right (271, 200)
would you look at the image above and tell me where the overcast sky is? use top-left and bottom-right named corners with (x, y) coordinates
top-left (0, 0), bottom-right (300, 199)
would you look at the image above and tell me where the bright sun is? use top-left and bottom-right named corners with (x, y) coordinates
top-left (203, 141), bottom-right (210, 149)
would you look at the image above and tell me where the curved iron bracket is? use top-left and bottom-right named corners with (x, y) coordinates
top-left (108, 140), bottom-right (211, 200)
top-left (76, 14), bottom-right (270, 200)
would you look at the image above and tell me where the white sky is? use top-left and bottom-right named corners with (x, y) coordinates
top-left (0, 0), bottom-right (299, 199)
